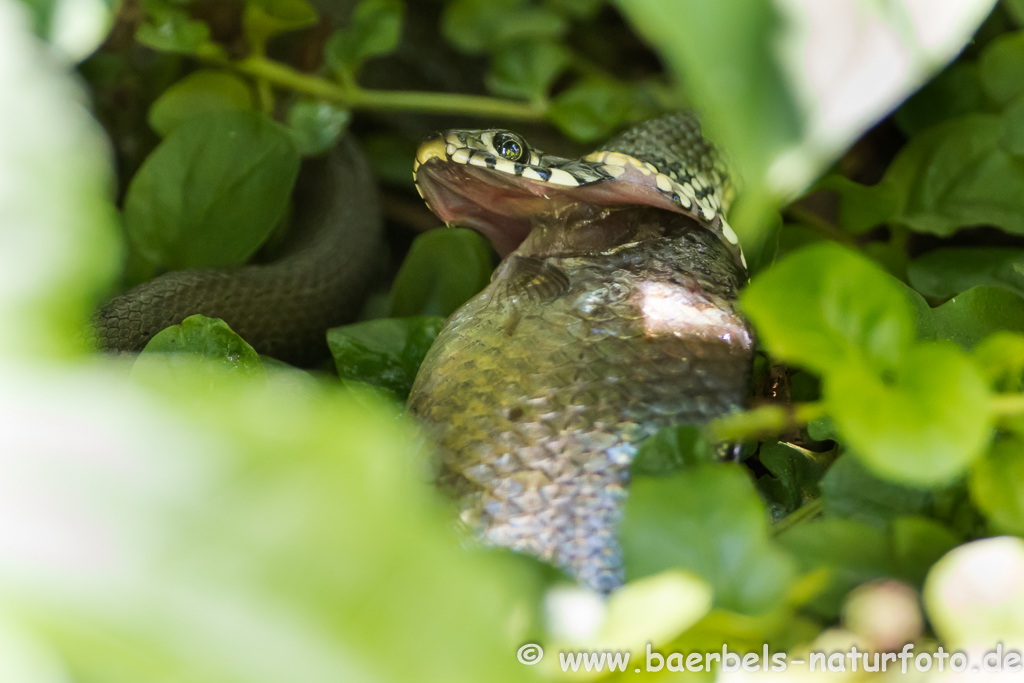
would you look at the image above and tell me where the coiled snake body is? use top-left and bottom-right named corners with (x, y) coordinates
top-left (94, 137), bottom-right (382, 366)
top-left (408, 113), bottom-right (753, 592)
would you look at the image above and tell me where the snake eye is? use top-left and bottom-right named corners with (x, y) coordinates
top-left (492, 132), bottom-right (527, 162)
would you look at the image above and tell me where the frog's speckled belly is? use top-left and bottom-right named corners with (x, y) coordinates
top-left (408, 228), bottom-right (752, 592)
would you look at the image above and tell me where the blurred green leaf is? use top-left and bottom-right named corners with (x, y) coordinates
top-left (123, 110), bottom-right (300, 270)
top-left (545, 0), bottom-right (603, 19)
top-left (974, 331), bottom-right (1024, 389)
top-left (820, 455), bottom-right (932, 527)
top-left (1009, 0), bottom-right (1024, 25)
top-left (815, 176), bottom-right (899, 235)
top-left (908, 247), bottom-right (1024, 299)
top-left (442, 0), bottom-right (567, 54)
top-left (979, 29), bottom-right (1024, 103)
top-left (362, 133), bottom-right (417, 187)
top-left (286, 100), bottom-right (351, 156)
top-left (740, 243), bottom-right (915, 375)
top-left (548, 78), bottom-right (631, 141)
top-left (327, 316), bottom-right (444, 398)
top-left (621, 465), bottom-right (797, 615)
top-left (825, 344), bottom-right (991, 487)
top-left (389, 228), bottom-right (493, 317)
top-left (970, 437), bottom-right (1024, 534)
top-left (1001, 94), bottom-right (1024, 155)
top-left (21, 0), bottom-right (119, 61)
top-left (895, 62), bottom-right (990, 136)
top-left (0, 0), bottom-right (120, 357)
top-left (631, 425), bottom-right (713, 477)
top-left (887, 114), bottom-right (1024, 237)
top-left (777, 518), bottom-right (893, 618)
top-left (756, 442), bottom-right (829, 516)
top-left (914, 285), bottom-right (1024, 349)
top-left (326, 0), bottom-right (403, 75)
top-left (243, 0), bottom-right (318, 53)
top-left (485, 40), bottom-right (569, 101)
top-left (133, 313), bottom-right (265, 378)
top-left (136, 9), bottom-right (212, 55)
top-left (148, 70), bottom-right (254, 137)
top-left (890, 516), bottom-right (961, 585)
top-left (612, 0), bottom-right (801, 211)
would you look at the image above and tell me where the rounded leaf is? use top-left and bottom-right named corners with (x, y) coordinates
top-left (826, 343), bottom-right (992, 487)
top-left (740, 242), bottom-right (915, 375)
top-left (123, 110), bottom-right (301, 270)
top-left (148, 70), bottom-right (254, 137)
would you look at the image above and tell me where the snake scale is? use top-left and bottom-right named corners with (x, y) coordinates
top-left (95, 112), bottom-right (752, 593)
top-left (408, 112), bottom-right (753, 592)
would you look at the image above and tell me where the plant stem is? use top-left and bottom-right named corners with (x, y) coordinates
top-left (708, 402), bottom-right (828, 443)
top-left (991, 393), bottom-right (1024, 416)
top-left (773, 498), bottom-right (823, 535)
top-left (784, 205), bottom-right (860, 249)
top-left (208, 54), bottom-right (547, 121)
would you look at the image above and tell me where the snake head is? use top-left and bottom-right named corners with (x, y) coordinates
top-left (413, 118), bottom-right (744, 267)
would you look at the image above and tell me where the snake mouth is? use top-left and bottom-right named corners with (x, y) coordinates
top-left (414, 154), bottom-right (714, 258)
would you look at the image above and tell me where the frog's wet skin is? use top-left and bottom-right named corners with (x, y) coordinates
top-left (408, 113), bottom-right (754, 592)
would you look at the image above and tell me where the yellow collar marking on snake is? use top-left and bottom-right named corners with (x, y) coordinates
top-left (412, 119), bottom-right (746, 268)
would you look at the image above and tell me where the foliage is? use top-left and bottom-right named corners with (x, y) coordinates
top-left (7, 0), bottom-right (1024, 681)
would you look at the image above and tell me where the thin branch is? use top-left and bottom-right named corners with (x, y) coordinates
top-left (205, 54), bottom-right (547, 121)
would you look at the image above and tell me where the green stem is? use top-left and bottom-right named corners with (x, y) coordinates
top-left (208, 55), bottom-right (546, 121)
top-left (773, 499), bottom-right (823, 536)
top-left (991, 393), bottom-right (1024, 416)
top-left (708, 402), bottom-right (828, 443)
top-left (784, 205), bottom-right (860, 249)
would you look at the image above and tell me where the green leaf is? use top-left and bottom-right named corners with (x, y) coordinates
top-left (740, 243), bottom-right (915, 375)
top-left (243, 0), bottom-right (318, 53)
top-left (908, 247), bottom-right (1024, 299)
top-left (1009, 0), bottom-right (1024, 25)
top-left (631, 425), bottom-right (714, 477)
top-left (132, 314), bottom-right (265, 378)
top-left (621, 465), bottom-right (797, 615)
top-left (979, 29), bottom-right (1024, 103)
top-left (890, 516), bottom-right (961, 586)
top-left (895, 62), bottom-right (990, 137)
top-left (136, 9), bottom-right (212, 55)
top-left (286, 100), bottom-right (351, 156)
top-left (973, 331), bottom-right (1024, 389)
top-left (389, 228), bottom-right (493, 317)
top-left (545, 0), bottom-right (603, 19)
top-left (326, 0), bottom-right (403, 75)
top-left (123, 110), bottom-right (301, 270)
top-left (485, 40), bottom-right (569, 101)
top-left (914, 285), bottom-right (1024, 349)
top-left (1000, 94), bottom-right (1024, 155)
top-left (825, 343), bottom-right (992, 487)
top-left (327, 316), bottom-right (444, 398)
top-left (611, 0), bottom-right (801, 209)
top-left (970, 437), bottom-right (1024, 534)
top-left (548, 79), bottom-right (632, 142)
top-left (815, 175), bottom-right (899, 235)
top-left (362, 134), bottom-right (417, 187)
top-left (777, 518), bottom-right (893, 619)
top-left (0, 0), bottom-right (121, 357)
top-left (756, 442), bottom-right (829, 516)
top-left (820, 455), bottom-right (932, 527)
top-left (886, 114), bottom-right (1024, 237)
top-left (148, 70), bottom-right (254, 137)
top-left (442, 0), bottom-right (567, 54)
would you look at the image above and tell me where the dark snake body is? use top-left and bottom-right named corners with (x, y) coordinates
top-left (94, 137), bottom-right (382, 366)
top-left (408, 114), bottom-right (754, 592)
